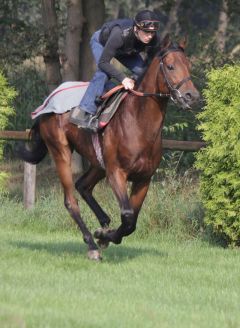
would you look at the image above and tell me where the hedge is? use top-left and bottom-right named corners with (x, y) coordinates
top-left (195, 64), bottom-right (240, 246)
top-left (0, 71), bottom-right (16, 192)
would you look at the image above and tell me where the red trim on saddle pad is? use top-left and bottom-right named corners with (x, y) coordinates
top-left (98, 121), bottom-right (108, 128)
top-left (31, 82), bottom-right (89, 119)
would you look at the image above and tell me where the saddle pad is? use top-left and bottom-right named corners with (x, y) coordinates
top-left (31, 81), bottom-right (89, 119)
top-left (31, 81), bottom-right (127, 130)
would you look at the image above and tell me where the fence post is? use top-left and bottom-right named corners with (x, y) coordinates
top-left (23, 162), bottom-right (36, 209)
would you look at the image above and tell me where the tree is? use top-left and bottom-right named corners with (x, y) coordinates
top-left (162, 0), bottom-right (182, 38)
top-left (41, 0), bottom-right (62, 91)
top-left (79, 0), bottom-right (105, 81)
top-left (215, 0), bottom-right (229, 52)
top-left (61, 0), bottom-right (83, 81)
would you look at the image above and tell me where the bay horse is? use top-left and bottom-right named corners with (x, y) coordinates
top-left (17, 36), bottom-right (200, 261)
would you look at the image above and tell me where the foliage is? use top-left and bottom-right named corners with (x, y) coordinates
top-left (0, 171), bottom-right (9, 194)
top-left (0, 1), bottom-right (47, 136)
top-left (8, 64), bottom-right (48, 131)
top-left (0, 0), bottom-right (43, 67)
top-left (0, 71), bottom-right (16, 189)
top-left (0, 72), bottom-right (16, 134)
top-left (195, 64), bottom-right (240, 246)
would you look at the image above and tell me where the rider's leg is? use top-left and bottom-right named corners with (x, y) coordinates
top-left (80, 70), bottom-right (108, 114)
top-left (69, 30), bottom-right (108, 129)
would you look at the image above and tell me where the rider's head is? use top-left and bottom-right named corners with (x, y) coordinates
top-left (134, 10), bottom-right (160, 32)
top-left (134, 10), bottom-right (160, 44)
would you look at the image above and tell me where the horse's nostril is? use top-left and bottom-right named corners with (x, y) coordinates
top-left (185, 92), bottom-right (192, 100)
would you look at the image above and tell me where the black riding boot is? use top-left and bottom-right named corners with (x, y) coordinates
top-left (69, 106), bottom-right (98, 132)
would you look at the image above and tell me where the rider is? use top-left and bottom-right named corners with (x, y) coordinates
top-left (70, 9), bottom-right (161, 130)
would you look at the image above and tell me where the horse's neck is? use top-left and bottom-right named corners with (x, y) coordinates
top-left (130, 57), bottom-right (168, 128)
top-left (138, 56), bottom-right (168, 96)
top-left (138, 57), bottom-right (160, 95)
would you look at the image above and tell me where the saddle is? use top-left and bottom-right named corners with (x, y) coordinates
top-left (96, 85), bottom-right (127, 129)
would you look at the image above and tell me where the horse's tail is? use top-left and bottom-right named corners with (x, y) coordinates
top-left (15, 119), bottom-right (48, 164)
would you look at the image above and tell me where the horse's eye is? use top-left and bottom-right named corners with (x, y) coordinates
top-left (167, 64), bottom-right (174, 70)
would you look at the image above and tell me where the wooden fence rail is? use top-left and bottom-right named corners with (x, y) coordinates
top-left (0, 130), bottom-right (206, 208)
top-left (0, 130), bottom-right (30, 140)
top-left (0, 130), bottom-right (206, 151)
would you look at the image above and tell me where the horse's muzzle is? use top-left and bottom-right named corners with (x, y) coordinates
top-left (173, 89), bottom-right (200, 109)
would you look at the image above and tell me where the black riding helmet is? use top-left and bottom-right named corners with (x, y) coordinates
top-left (134, 10), bottom-right (160, 32)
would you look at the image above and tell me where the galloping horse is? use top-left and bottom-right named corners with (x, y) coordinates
top-left (18, 36), bottom-right (200, 260)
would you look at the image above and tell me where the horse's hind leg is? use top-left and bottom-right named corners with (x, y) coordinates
top-left (50, 147), bottom-right (101, 260)
top-left (75, 167), bottom-right (111, 228)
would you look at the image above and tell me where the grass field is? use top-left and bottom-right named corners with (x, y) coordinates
top-left (0, 163), bottom-right (239, 327)
top-left (0, 227), bottom-right (239, 328)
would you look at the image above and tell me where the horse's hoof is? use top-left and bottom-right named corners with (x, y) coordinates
top-left (87, 250), bottom-right (102, 261)
top-left (97, 239), bottom-right (110, 249)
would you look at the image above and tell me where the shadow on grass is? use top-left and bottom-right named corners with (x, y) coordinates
top-left (11, 239), bottom-right (168, 263)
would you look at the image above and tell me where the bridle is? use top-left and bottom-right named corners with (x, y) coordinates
top-left (158, 47), bottom-right (192, 104)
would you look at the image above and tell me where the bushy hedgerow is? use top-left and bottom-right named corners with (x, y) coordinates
top-left (0, 71), bottom-right (17, 191)
top-left (195, 64), bottom-right (240, 246)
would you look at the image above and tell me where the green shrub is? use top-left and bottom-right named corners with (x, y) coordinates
top-left (0, 71), bottom-right (16, 139)
top-left (195, 64), bottom-right (240, 246)
top-left (8, 65), bottom-right (47, 131)
top-left (0, 71), bottom-right (17, 190)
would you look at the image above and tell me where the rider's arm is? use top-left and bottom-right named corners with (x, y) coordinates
top-left (98, 26), bottom-right (127, 83)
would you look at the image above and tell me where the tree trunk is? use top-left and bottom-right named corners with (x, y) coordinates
top-left (41, 0), bottom-right (62, 92)
top-left (162, 0), bottom-right (182, 39)
top-left (79, 0), bottom-right (105, 81)
top-left (216, 0), bottom-right (229, 52)
top-left (62, 0), bottom-right (85, 174)
top-left (61, 0), bottom-right (83, 81)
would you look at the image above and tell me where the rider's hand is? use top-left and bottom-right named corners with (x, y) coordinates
top-left (122, 77), bottom-right (135, 90)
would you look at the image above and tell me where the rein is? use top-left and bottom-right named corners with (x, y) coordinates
top-left (101, 85), bottom-right (169, 99)
top-left (129, 89), bottom-right (170, 98)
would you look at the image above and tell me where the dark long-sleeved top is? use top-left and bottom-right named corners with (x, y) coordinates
top-left (98, 20), bottom-right (160, 82)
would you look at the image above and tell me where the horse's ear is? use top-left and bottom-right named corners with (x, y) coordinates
top-left (179, 35), bottom-right (188, 50)
top-left (161, 34), bottom-right (171, 49)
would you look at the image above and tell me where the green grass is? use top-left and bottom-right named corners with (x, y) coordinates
top-left (0, 164), bottom-right (239, 327)
top-left (0, 227), bottom-right (239, 328)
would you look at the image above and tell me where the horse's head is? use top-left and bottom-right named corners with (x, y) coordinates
top-left (157, 35), bottom-right (200, 109)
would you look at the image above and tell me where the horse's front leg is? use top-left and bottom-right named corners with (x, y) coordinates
top-left (129, 178), bottom-right (151, 229)
top-left (95, 171), bottom-right (150, 245)
top-left (94, 169), bottom-right (130, 244)
top-left (115, 178), bottom-right (152, 237)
